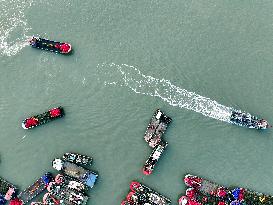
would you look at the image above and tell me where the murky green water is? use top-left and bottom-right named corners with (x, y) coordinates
top-left (1, 1), bottom-right (273, 204)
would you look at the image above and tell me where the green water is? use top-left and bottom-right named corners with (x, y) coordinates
top-left (1, 0), bottom-right (273, 204)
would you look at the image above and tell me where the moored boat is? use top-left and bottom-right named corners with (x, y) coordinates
top-left (45, 182), bottom-right (88, 205)
top-left (142, 141), bottom-right (168, 175)
top-left (0, 177), bottom-right (17, 204)
top-left (22, 107), bottom-right (64, 129)
top-left (121, 181), bottom-right (171, 205)
top-left (29, 37), bottom-right (72, 54)
top-left (52, 159), bottom-right (98, 189)
top-left (144, 109), bottom-right (172, 148)
top-left (53, 174), bottom-right (88, 193)
top-left (18, 173), bottom-right (52, 204)
top-left (62, 153), bottom-right (92, 166)
top-left (230, 110), bottom-right (270, 130)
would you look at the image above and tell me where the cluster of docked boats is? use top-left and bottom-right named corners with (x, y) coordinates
top-left (142, 109), bottom-right (172, 175)
top-left (0, 153), bottom-right (98, 205)
top-left (179, 174), bottom-right (273, 205)
top-left (121, 181), bottom-right (171, 205)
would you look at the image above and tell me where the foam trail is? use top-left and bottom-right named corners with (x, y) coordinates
top-left (98, 63), bottom-right (233, 122)
top-left (0, 0), bottom-right (33, 56)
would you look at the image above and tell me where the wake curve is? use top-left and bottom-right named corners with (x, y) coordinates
top-left (98, 63), bottom-right (233, 122)
top-left (0, 0), bottom-right (33, 56)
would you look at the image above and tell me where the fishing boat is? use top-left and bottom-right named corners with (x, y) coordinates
top-left (142, 141), bottom-right (168, 175)
top-left (22, 107), bottom-right (65, 129)
top-left (62, 153), bottom-right (92, 166)
top-left (121, 181), bottom-right (171, 205)
top-left (45, 183), bottom-right (88, 205)
top-left (144, 109), bottom-right (172, 148)
top-left (18, 173), bottom-right (52, 204)
top-left (179, 174), bottom-right (273, 205)
top-left (53, 174), bottom-right (88, 193)
top-left (52, 159), bottom-right (98, 189)
top-left (0, 177), bottom-right (17, 203)
top-left (29, 37), bottom-right (72, 54)
top-left (230, 110), bottom-right (270, 130)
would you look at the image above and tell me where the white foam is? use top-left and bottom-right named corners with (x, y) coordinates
top-left (99, 63), bottom-right (233, 122)
top-left (0, 0), bottom-right (33, 56)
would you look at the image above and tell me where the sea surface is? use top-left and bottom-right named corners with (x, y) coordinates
top-left (1, 0), bottom-right (273, 204)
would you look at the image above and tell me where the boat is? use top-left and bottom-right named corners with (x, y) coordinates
top-left (144, 109), bottom-right (172, 148)
top-left (142, 141), bottom-right (168, 175)
top-left (52, 159), bottom-right (98, 189)
top-left (62, 153), bottom-right (92, 166)
top-left (179, 174), bottom-right (273, 205)
top-left (45, 183), bottom-right (88, 205)
top-left (230, 110), bottom-right (270, 130)
top-left (0, 177), bottom-right (17, 203)
top-left (53, 174), bottom-right (88, 193)
top-left (22, 107), bottom-right (65, 129)
top-left (29, 37), bottom-right (72, 54)
top-left (121, 181), bottom-right (171, 205)
top-left (18, 173), bottom-right (52, 204)
top-left (42, 192), bottom-right (60, 205)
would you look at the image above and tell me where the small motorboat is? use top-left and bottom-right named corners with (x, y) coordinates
top-left (62, 153), bottom-right (92, 166)
top-left (22, 107), bottom-right (65, 129)
top-left (230, 110), bottom-right (270, 130)
top-left (144, 109), bottom-right (172, 148)
top-left (142, 141), bottom-right (168, 175)
top-left (179, 174), bottom-right (273, 205)
top-left (29, 37), bottom-right (72, 54)
top-left (121, 181), bottom-right (171, 205)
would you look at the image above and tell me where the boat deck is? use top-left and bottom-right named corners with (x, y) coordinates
top-left (143, 141), bottom-right (168, 175)
top-left (134, 182), bottom-right (171, 205)
top-left (18, 173), bottom-right (52, 203)
top-left (144, 109), bottom-right (172, 148)
top-left (0, 177), bottom-right (16, 197)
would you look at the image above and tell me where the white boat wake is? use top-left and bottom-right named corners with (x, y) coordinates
top-left (98, 63), bottom-right (233, 122)
top-left (0, 0), bottom-right (33, 56)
